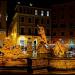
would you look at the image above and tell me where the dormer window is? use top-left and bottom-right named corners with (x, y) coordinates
top-left (41, 10), bottom-right (44, 16)
top-left (35, 10), bottom-right (38, 15)
top-left (47, 11), bottom-right (49, 16)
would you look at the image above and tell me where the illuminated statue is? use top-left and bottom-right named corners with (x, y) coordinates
top-left (37, 25), bottom-right (47, 44)
top-left (36, 25), bottom-right (48, 53)
top-left (1, 37), bottom-right (29, 59)
top-left (53, 39), bottom-right (67, 57)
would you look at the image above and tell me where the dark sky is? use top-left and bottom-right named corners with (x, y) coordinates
top-left (7, 0), bottom-right (73, 26)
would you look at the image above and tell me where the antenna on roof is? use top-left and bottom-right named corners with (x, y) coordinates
top-left (17, 2), bottom-right (21, 4)
top-left (29, 3), bottom-right (32, 6)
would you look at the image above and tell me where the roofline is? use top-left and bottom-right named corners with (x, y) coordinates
top-left (15, 4), bottom-right (51, 11)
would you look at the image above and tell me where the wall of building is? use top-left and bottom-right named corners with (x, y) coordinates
top-left (0, 1), bottom-right (7, 47)
top-left (0, 0), bottom-right (7, 31)
top-left (51, 1), bottom-right (75, 44)
top-left (8, 5), bottom-right (51, 47)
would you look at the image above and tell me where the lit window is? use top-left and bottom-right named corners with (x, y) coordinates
top-left (47, 11), bottom-right (49, 16)
top-left (41, 10), bottom-right (44, 16)
top-left (6, 15), bottom-right (8, 21)
top-left (35, 10), bottom-right (38, 15)
top-left (20, 40), bottom-right (24, 46)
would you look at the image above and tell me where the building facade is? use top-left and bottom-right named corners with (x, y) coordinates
top-left (0, 0), bottom-right (7, 47)
top-left (8, 4), bottom-right (51, 51)
top-left (51, 1), bottom-right (75, 45)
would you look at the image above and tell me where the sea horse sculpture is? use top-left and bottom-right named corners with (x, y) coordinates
top-left (36, 25), bottom-right (48, 53)
top-left (37, 25), bottom-right (47, 44)
top-left (53, 39), bottom-right (67, 57)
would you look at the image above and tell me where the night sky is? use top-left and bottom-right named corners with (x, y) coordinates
top-left (7, 0), bottom-right (73, 26)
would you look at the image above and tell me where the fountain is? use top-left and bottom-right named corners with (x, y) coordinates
top-left (49, 38), bottom-right (75, 69)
